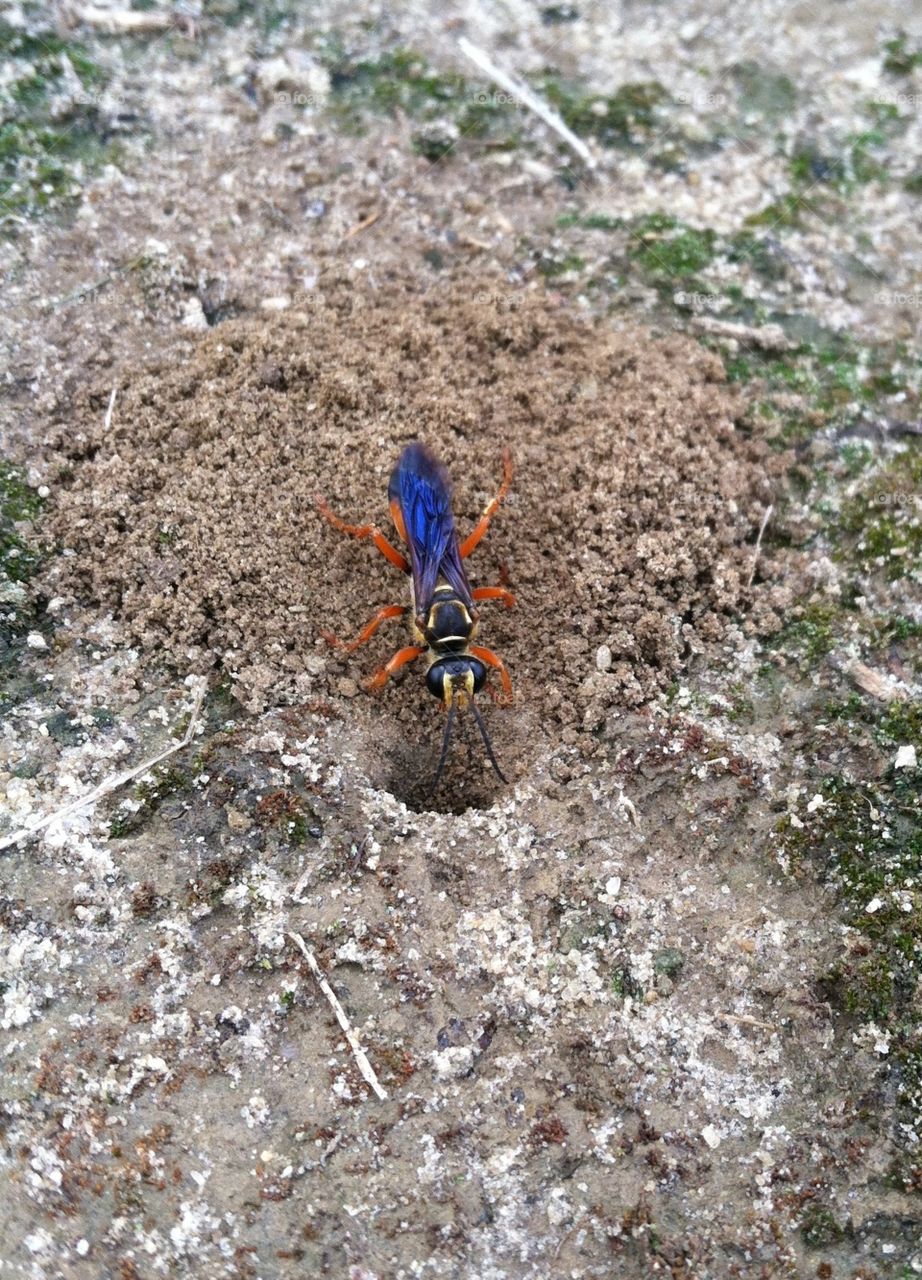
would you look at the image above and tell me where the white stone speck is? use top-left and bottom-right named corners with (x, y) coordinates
top-left (894, 744), bottom-right (917, 770)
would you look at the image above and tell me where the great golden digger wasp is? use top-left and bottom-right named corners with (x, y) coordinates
top-left (318, 443), bottom-right (514, 790)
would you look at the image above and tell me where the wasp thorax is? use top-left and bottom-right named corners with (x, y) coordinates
top-left (423, 592), bottom-right (475, 653)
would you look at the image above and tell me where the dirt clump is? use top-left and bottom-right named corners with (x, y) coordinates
top-left (44, 276), bottom-right (785, 768)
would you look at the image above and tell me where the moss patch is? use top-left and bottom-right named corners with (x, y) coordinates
top-left (0, 461), bottom-right (44, 654)
top-left (835, 447), bottom-right (922, 581)
top-left (108, 765), bottom-right (192, 838)
top-left (321, 46), bottom-right (517, 150)
top-left (537, 76), bottom-right (666, 149)
top-left (629, 213), bottom-right (716, 278)
top-left (0, 19), bottom-right (115, 230)
top-left (775, 754), bottom-right (922, 1131)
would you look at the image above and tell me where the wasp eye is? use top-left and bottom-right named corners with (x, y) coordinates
top-left (425, 663), bottom-right (446, 698)
top-left (469, 659), bottom-right (487, 693)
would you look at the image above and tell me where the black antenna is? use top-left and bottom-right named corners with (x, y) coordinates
top-left (470, 700), bottom-right (508, 784)
top-left (431, 700), bottom-right (458, 793)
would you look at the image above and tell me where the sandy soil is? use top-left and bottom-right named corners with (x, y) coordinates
top-left (1, 2), bottom-right (920, 1278)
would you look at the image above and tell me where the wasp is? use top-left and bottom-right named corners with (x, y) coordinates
top-left (317, 442), bottom-right (515, 789)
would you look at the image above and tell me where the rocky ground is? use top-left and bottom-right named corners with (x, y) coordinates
top-left (1, 2), bottom-right (920, 1277)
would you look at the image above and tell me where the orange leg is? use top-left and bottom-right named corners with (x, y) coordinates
top-left (363, 645), bottom-right (425, 692)
top-left (317, 498), bottom-right (410, 574)
top-left (471, 586), bottom-right (516, 609)
top-left (459, 449), bottom-right (513, 559)
top-left (322, 604), bottom-right (407, 653)
top-left (470, 644), bottom-right (513, 706)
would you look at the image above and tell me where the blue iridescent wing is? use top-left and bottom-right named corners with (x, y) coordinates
top-left (388, 443), bottom-right (472, 614)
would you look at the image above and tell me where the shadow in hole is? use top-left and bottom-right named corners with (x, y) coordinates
top-left (381, 715), bottom-right (507, 815)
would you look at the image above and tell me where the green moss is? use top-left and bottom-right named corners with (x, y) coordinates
top-left (0, 461), bottom-right (43, 585)
top-left (0, 21), bottom-right (113, 230)
top-left (329, 48), bottom-right (466, 118)
top-left (800, 1203), bottom-right (845, 1247)
top-left (286, 813), bottom-right (308, 847)
top-left (537, 76), bottom-right (666, 149)
top-left (0, 461), bottom-right (44, 654)
top-left (327, 48), bottom-right (457, 129)
top-left (537, 251), bottom-right (585, 278)
top-left (836, 448), bottom-right (922, 580)
top-left (716, 332), bottom-right (920, 444)
top-left (776, 774), bottom-right (922, 1025)
top-left (109, 765), bottom-right (191, 838)
top-left (725, 230), bottom-right (784, 279)
top-left (628, 213), bottom-right (716, 278)
top-left (868, 614), bottom-right (922, 647)
top-left (787, 102), bottom-right (901, 196)
top-left (610, 966), bottom-right (643, 1000)
top-left (745, 191), bottom-right (820, 229)
top-left (876, 700), bottom-right (922, 753)
top-left (772, 602), bottom-right (840, 664)
top-left (839, 442), bottom-right (875, 476)
top-left (321, 45), bottom-right (521, 149)
top-left (557, 212), bottom-right (624, 232)
top-left (882, 33), bottom-right (922, 76)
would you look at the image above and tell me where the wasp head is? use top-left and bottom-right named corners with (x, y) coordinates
top-left (425, 655), bottom-right (506, 789)
top-left (425, 655), bottom-right (487, 707)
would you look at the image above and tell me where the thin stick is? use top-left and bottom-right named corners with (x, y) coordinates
top-left (343, 208), bottom-right (383, 240)
top-left (72, 6), bottom-right (179, 34)
top-left (0, 680), bottom-right (206, 852)
top-left (289, 932), bottom-right (388, 1101)
top-left (721, 1013), bottom-right (777, 1032)
top-left (747, 503), bottom-right (773, 588)
top-left (104, 386), bottom-right (117, 431)
top-left (458, 38), bottom-right (596, 170)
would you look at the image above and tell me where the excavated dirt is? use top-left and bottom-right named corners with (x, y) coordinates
top-left (44, 276), bottom-right (786, 806)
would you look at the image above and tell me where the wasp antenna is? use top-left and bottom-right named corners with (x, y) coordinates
top-left (470, 700), bottom-right (508, 784)
top-left (431, 700), bottom-right (458, 794)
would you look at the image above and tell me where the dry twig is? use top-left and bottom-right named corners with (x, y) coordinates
top-left (104, 386), bottom-right (117, 431)
top-left (289, 932), bottom-right (388, 1101)
top-left (747, 504), bottom-right (773, 588)
top-left (343, 208), bottom-right (383, 240)
top-left (721, 1012), bottom-right (777, 1032)
top-left (458, 38), bottom-right (596, 170)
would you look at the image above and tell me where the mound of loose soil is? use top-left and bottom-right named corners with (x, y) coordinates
top-left (44, 276), bottom-right (785, 786)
